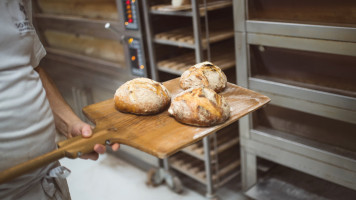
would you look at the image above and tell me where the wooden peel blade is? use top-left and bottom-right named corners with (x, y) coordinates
top-left (0, 128), bottom-right (121, 184)
top-left (0, 78), bottom-right (271, 185)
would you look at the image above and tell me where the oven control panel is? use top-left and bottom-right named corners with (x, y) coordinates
top-left (122, 0), bottom-right (138, 30)
top-left (127, 37), bottom-right (145, 76)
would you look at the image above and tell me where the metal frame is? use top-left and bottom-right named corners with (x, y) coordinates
top-left (142, 1), bottom-right (240, 199)
top-left (246, 21), bottom-right (356, 43)
top-left (235, 0), bottom-right (356, 192)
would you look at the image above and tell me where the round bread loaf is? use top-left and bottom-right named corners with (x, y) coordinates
top-left (168, 87), bottom-right (230, 126)
top-left (114, 78), bottom-right (171, 115)
top-left (180, 61), bottom-right (227, 93)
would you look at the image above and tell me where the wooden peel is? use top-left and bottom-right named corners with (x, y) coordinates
top-left (0, 78), bottom-right (270, 184)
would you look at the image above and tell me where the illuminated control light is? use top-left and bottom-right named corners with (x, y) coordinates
top-left (125, 22), bottom-right (128, 25)
top-left (131, 56), bottom-right (136, 61)
top-left (128, 38), bottom-right (133, 44)
top-left (128, 14), bottom-right (132, 18)
top-left (140, 65), bottom-right (144, 69)
top-left (128, 19), bottom-right (133, 23)
top-left (126, 0), bottom-right (130, 5)
top-left (132, 0), bottom-right (136, 3)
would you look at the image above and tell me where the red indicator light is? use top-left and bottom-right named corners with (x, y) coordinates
top-left (126, 0), bottom-right (130, 5)
top-left (128, 19), bottom-right (133, 23)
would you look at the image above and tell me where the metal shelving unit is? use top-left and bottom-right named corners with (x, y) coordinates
top-left (234, 0), bottom-right (356, 196)
top-left (142, 2), bottom-right (238, 198)
top-left (142, 0), bottom-right (235, 81)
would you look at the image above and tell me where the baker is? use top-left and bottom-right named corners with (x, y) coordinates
top-left (0, 1), bottom-right (119, 199)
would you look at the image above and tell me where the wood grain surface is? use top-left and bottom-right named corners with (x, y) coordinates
top-left (83, 78), bottom-right (270, 159)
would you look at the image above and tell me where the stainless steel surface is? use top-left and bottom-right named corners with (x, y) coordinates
top-left (234, 32), bottom-right (249, 88)
top-left (203, 136), bottom-right (215, 199)
top-left (252, 129), bottom-right (356, 191)
top-left (192, 0), bottom-right (204, 63)
top-left (246, 165), bottom-right (356, 200)
top-left (249, 78), bottom-right (356, 115)
top-left (104, 22), bottom-right (121, 36)
top-left (142, 0), bottom-right (158, 81)
top-left (233, 0), bottom-right (246, 32)
top-left (256, 90), bottom-right (356, 125)
top-left (247, 33), bottom-right (356, 57)
top-left (239, 145), bottom-right (256, 191)
top-left (235, 0), bottom-right (356, 193)
top-left (247, 20), bottom-right (356, 43)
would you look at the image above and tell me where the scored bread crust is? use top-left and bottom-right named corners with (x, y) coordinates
top-left (168, 87), bottom-right (230, 126)
top-left (114, 78), bottom-right (171, 115)
top-left (180, 61), bottom-right (227, 93)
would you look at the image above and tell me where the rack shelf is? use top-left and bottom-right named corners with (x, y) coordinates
top-left (154, 20), bottom-right (234, 49)
top-left (182, 126), bottom-right (240, 160)
top-left (157, 47), bottom-right (235, 75)
top-left (170, 151), bottom-right (240, 187)
top-left (150, 0), bottom-right (232, 17)
top-left (235, 0), bottom-right (356, 193)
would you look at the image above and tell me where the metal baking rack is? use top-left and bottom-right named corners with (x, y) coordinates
top-left (234, 0), bottom-right (356, 196)
top-left (142, 1), bottom-right (239, 199)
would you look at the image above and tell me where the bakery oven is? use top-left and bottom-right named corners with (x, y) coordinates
top-left (33, 0), bottom-right (151, 114)
top-left (32, 0), bottom-right (158, 165)
top-left (115, 0), bottom-right (149, 77)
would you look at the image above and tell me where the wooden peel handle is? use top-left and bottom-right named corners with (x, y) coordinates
top-left (0, 129), bottom-right (120, 184)
top-left (0, 150), bottom-right (65, 185)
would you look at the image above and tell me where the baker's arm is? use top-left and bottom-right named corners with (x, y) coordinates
top-left (35, 66), bottom-right (120, 160)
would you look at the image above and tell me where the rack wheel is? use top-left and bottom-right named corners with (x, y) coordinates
top-left (146, 168), bottom-right (165, 187)
top-left (165, 171), bottom-right (183, 194)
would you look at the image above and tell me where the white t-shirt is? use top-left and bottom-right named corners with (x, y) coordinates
top-left (0, 0), bottom-right (57, 198)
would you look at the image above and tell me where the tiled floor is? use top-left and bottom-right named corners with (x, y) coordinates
top-left (60, 153), bottom-right (206, 200)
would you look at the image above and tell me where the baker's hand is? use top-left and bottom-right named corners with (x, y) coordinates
top-left (69, 120), bottom-right (120, 160)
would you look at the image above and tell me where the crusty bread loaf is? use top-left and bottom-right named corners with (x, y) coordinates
top-left (180, 61), bottom-right (227, 93)
top-left (168, 87), bottom-right (230, 126)
top-left (114, 78), bottom-right (171, 115)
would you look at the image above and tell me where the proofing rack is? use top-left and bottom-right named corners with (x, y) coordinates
top-left (142, 1), bottom-right (237, 198)
top-left (169, 124), bottom-right (240, 188)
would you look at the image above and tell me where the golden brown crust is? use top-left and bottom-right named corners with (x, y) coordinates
top-left (114, 78), bottom-right (171, 115)
top-left (180, 61), bottom-right (227, 93)
top-left (168, 87), bottom-right (230, 126)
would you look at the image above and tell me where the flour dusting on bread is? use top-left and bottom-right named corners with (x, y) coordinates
top-left (114, 78), bottom-right (171, 115)
top-left (180, 61), bottom-right (227, 93)
top-left (168, 87), bottom-right (230, 126)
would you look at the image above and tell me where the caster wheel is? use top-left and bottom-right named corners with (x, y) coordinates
top-left (165, 171), bottom-right (183, 194)
top-left (146, 168), bottom-right (164, 187)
